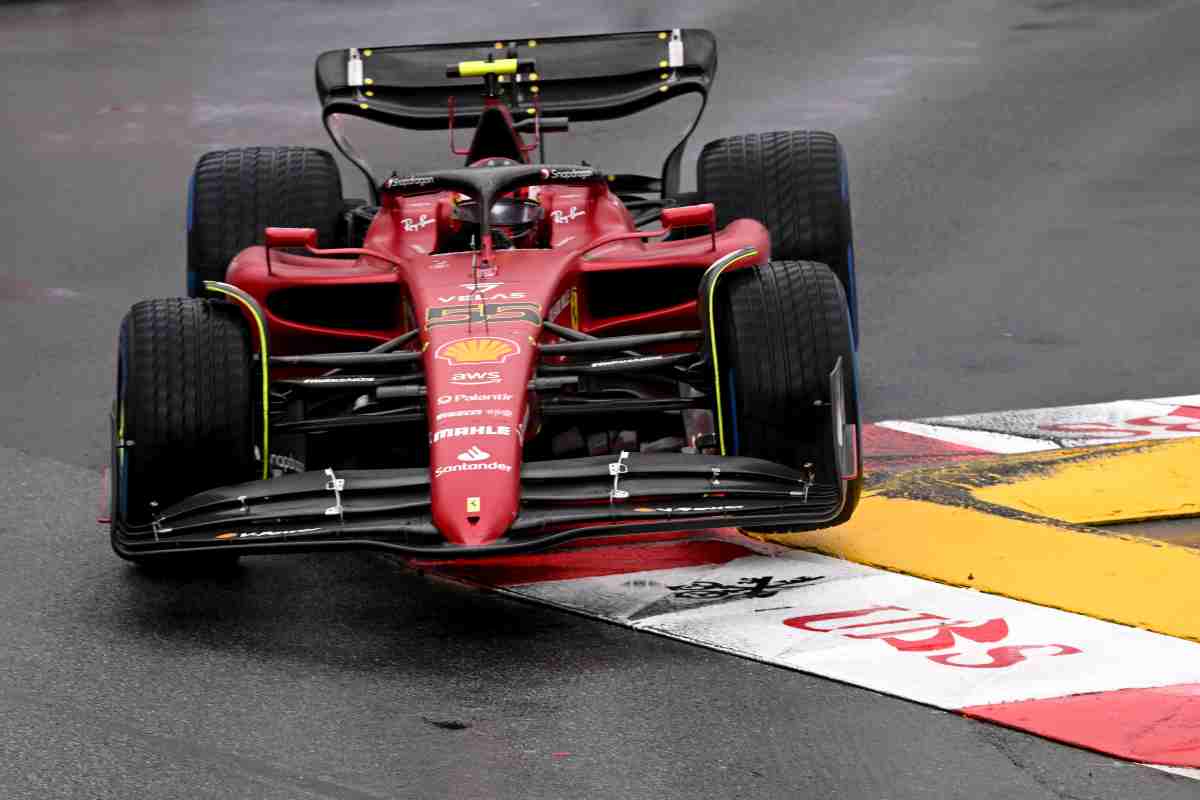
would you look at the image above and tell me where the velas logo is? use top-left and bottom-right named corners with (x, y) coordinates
top-left (436, 337), bottom-right (519, 366)
top-left (457, 446), bottom-right (490, 462)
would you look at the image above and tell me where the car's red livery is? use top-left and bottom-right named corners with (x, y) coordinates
top-left (107, 30), bottom-right (863, 565)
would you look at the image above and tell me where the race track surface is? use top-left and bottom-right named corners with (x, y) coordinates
top-left (3, 1), bottom-right (1199, 797)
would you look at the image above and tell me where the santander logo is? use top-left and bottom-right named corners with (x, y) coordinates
top-left (457, 446), bottom-right (490, 462)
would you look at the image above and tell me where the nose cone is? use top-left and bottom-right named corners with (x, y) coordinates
top-left (429, 426), bottom-right (522, 545)
top-left (424, 334), bottom-right (530, 547)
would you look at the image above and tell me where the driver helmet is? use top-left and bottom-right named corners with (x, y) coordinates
top-left (452, 157), bottom-right (543, 248)
top-left (452, 196), bottom-right (543, 248)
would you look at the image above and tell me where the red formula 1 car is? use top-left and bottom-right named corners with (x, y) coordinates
top-left (107, 29), bottom-right (862, 564)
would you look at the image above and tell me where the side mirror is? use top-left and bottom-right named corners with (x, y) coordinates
top-left (660, 203), bottom-right (716, 249)
top-left (264, 227), bottom-right (318, 249)
top-left (660, 203), bottom-right (716, 231)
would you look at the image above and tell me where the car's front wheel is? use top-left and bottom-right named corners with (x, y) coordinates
top-left (714, 260), bottom-right (862, 531)
top-left (111, 298), bottom-right (258, 565)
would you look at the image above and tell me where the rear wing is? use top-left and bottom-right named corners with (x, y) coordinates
top-left (314, 29), bottom-right (717, 197)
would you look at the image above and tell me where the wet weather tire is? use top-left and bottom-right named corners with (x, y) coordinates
top-left (698, 131), bottom-right (858, 331)
top-left (187, 146), bottom-right (343, 295)
top-left (112, 298), bottom-right (257, 564)
top-left (716, 260), bottom-right (862, 529)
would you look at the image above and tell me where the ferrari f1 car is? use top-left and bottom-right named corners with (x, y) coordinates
top-left (108, 29), bottom-right (863, 564)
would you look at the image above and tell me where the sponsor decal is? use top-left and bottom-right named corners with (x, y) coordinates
top-left (436, 392), bottom-right (514, 405)
top-left (591, 355), bottom-right (664, 368)
top-left (547, 289), bottom-right (571, 321)
top-left (620, 574), bottom-right (827, 621)
top-left (458, 446), bottom-right (490, 462)
top-left (301, 376), bottom-right (377, 384)
top-left (436, 336), bottom-right (520, 367)
top-left (783, 605), bottom-right (1082, 670)
top-left (466, 496), bottom-right (481, 513)
top-left (384, 174), bottom-right (435, 189)
top-left (426, 302), bottom-right (541, 328)
top-left (666, 575), bottom-right (823, 600)
top-left (546, 287), bottom-right (579, 330)
top-left (436, 407), bottom-right (512, 421)
top-left (436, 408), bottom-right (484, 422)
top-left (1040, 404), bottom-right (1200, 438)
top-left (436, 283), bottom-right (528, 303)
top-left (633, 504), bottom-right (746, 514)
top-left (402, 214), bottom-right (435, 232)
top-left (437, 291), bottom-right (528, 302)
top-left (550, 206), bottom-right (585, 224)
top-left (429, 259), bottom-right (450, 270)
top-left (434, 461), bottom-right (513, 478)
top-left (540, 166), bottom-right (598, 181)
top-left (450, 370), bottom-right (501, 386)
top-left (268, 453), bottom-right (305, 473)
top-left (214, 527), bottom-right (321, 541)
top-left (432, 425), bottom-right (512, 443)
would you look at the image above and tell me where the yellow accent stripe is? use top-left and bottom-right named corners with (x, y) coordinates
top-left (457, 58), bottom-right (518, 77)
top-left (706, 249), bottom-right (759, 455)
top-left (753, 438), bottom-right (1200, 642)
top-left (971, 437), bottom-right (1200, 525)
top-left (204, 281), bottom-right (271, 479)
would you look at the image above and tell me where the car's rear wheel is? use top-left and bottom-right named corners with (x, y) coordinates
top-left (112, 298), bottom-right (258, 565)
top-left (714, 260), bottom-right (862, 531)
top-left (698, 131), bottom-right (858, 337)
top-left (187, 146), bottom-right (343, 296)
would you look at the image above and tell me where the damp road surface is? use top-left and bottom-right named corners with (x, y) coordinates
top-left (3, 1), bottom-right (1200, 798)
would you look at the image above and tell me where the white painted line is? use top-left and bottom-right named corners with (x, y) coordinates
top-left (1145, 764), bottom-right (1200, 781)
top-left (881, 397), bottom-right (1200, 450)
top-left (1145, 395), bottom-right (1200, 408)
top-left (874, 419), bottom-right (1059, 453)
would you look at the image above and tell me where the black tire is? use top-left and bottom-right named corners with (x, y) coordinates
top-left (716, 260), bottom-right (862, 529)
top-left (698, 131), bottom-right (858, 332)
top-left (187, 146), bottom-right (343, 296)
top-left (112, 298), bottom-right (257, 563)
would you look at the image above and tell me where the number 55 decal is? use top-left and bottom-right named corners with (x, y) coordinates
top-left (426, 302), bottom-right (541, 328)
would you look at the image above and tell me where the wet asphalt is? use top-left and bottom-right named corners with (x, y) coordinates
top-left (3, 1), bottom-right (1200, 797)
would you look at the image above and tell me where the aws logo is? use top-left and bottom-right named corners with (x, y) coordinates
top-left (449, 370), bottom-right (501, 386)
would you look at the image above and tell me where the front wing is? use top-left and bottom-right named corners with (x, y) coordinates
top-left (111, 453), bottom-right (848, 560)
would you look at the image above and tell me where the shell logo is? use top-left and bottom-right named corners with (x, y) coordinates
top-left (436, 336), bottom-right (520, 366)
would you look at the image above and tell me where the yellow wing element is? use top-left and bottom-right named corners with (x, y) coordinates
top-left (455, 58), bottom-right (518, 77)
